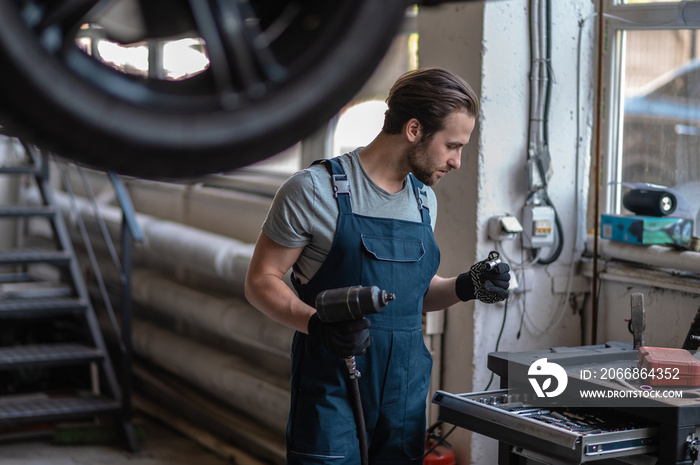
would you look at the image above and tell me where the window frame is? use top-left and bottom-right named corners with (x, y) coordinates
top-left (599, 0), bottom-right (700, 215)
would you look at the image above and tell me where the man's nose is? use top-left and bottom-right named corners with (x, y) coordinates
top-left (448, 153), bottom-right (461, 170)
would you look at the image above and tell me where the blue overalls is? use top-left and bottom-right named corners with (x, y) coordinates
top-left (287, 158), bottom-right (440, 465)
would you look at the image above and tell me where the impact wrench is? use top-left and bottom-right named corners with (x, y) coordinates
top-left (315, 285), bottom-right (395, 465)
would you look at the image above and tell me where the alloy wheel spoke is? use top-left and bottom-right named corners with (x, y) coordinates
top-left (27, 0), bottom-right (103, 53)
top-left (188, 0), bottom-right (238, 106)
top-left (212, 0), bottom-right (268, 99)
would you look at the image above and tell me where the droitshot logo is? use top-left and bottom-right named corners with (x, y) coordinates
top-left (528, 358), bottom-right (568, 398)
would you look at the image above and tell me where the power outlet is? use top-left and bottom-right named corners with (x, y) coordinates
top-left (488, 215), bottom-right (523, 241)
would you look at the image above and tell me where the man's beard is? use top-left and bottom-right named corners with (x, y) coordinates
top-left (407, 138), bottom-right (441, 186)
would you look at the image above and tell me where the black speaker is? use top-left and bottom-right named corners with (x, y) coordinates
top-left (623, 188), bottom-right (677, 216)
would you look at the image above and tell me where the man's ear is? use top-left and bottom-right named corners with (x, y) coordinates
top-left (404, 118), bottom-right (422, 143)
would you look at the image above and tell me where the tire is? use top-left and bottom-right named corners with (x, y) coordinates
top-left (0, 0), bottom-right (408, 178)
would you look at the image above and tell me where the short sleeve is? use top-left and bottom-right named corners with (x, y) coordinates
top-left (262, 170), bottom-right (317, 248)
top-left (426, 188), bottom-right (438, 230)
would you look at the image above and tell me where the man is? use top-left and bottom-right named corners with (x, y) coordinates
top-left (245, 68), bottom-right (510, 465)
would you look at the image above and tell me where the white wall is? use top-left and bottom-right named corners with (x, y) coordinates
top-left (419, 1), bottom-right (596, 463)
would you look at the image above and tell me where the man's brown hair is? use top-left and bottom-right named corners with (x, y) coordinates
top-left (382, 68), bottom-right (479, 140)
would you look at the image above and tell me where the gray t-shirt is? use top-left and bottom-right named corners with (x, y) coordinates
top-left (262, 149), bottom-right (438, 284)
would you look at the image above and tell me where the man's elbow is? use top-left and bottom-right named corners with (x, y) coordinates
top-left (244, 270), bottom-right (259, 307)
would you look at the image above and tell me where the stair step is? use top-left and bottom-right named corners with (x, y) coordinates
top-left (0, 393), bottom-right (120, 425)
top-left (0, 273), bottom-right (34, 284)
top-left (0, 282), bottom-right (72, 299)
top-left (0, 344), bottom-right (103, 369)
top-left (0, 249), bottom-right (71, 266)
top-left (0, 206), bottom-right (55, 218)
top-left (0, 165), bottom-right (42, 175)
top-left (0, 149), bottom-right (133, 448)
top-left (0, 297), bottom-right (87, 318)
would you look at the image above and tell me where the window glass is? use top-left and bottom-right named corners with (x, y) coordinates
top-left (95, 39), bottom-right (149, 77)
top-left (620, 29), bottom-right (700, 200)
top-left (77, 28), bottom-right (208, 81)
top-left (332, 100), bottom-right (388, 158)
top-left (162, 38), bottom-right (209, 80)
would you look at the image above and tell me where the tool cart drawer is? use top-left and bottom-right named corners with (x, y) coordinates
top-left (432, 389), bottom-right (659, 463)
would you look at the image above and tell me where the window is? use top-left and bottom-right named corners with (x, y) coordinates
top-left (601, 0), bottom-right (700, 230)
top-left (76, 26), bottom-right (209, 80)
top-left (621, 30), bottom-right (700, 189)
top-left (331, 100), bottom-right (388, 158)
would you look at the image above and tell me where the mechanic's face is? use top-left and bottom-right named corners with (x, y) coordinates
top-left (408, 110), bottom-right (475, 186)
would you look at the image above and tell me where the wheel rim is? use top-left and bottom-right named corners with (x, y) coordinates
top-left (0, 0), bottom-right (407, 177)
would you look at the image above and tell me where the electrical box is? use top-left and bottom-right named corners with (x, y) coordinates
top-left (522, 205), bottom-right (555, 248)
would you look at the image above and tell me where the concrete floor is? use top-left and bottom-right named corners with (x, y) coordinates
top-left (0, 415), bottom-right (232, 465)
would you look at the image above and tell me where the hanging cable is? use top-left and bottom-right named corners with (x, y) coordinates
top-left (526, 0), bottom-right (564, 265)
top-left (537, 194), bottom-right (564, 264)
top-left (536, 0), bottom-right (563, 265)
top-left (542, 0), bottom-right (553, 147)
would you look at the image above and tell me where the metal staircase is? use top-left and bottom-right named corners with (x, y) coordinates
top-left (0, 140), bottom-right (139, 451)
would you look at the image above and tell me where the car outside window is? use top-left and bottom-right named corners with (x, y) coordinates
top-left (601, 1), bottom-right (700, 233)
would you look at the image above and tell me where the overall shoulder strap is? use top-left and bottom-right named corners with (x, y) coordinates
top-left (408, 173), bottom-right (431, 225)
top-left (311, 158), bottom-right (352, 213)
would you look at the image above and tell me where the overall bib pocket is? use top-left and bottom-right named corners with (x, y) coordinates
top-left (360, 234), bottom-right (426, 315)
top-left (361, 234), bottom-right (425, 263)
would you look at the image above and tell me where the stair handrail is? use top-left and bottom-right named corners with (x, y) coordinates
top-left (55, 162), bottom-right (125, 345)
top-left (52, 155), bottom-right (142, 451)
top-left (108, 171), bottom-right (143, 242)
top-left (108, 169), bottom-right (142, 440)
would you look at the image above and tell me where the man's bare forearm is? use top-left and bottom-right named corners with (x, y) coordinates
top-left (422, 275), bottom-right (461, 312)
top-left (245, 272), bottom-right (315, 334)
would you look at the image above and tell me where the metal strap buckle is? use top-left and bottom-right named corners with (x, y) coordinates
top-left (333, 174), bottom-right (350, 198)
top-left (415, 187), bottom-right (428, 210)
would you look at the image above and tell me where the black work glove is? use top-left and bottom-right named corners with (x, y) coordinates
top-left (307, 314), bottom-right (372, 357)
top-left (455, 251), bottom-right (510, 303)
